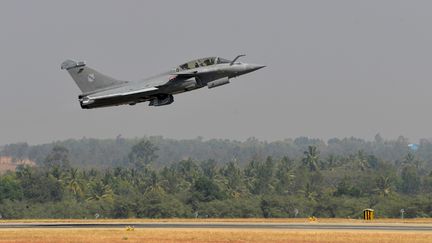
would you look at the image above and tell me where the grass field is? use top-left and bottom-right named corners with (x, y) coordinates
top-left (1, 228), bottom-right (432, 243)
top-left (1, 219), bottom-right (432, 243)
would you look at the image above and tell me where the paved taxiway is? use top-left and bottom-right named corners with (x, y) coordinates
top-left (1, 223), bottom-right (432, 231)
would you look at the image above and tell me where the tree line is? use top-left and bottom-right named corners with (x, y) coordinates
top-left (1, 138), bottom-right (432, 219)
top-left (2, 134), bottom-right (432, 170)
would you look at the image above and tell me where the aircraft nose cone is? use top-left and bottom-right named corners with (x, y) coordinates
top-left (248, 64), bottom-right (266, 72)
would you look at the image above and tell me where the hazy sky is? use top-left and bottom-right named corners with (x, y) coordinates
top-left (1, 0), bottom-right (431, 145)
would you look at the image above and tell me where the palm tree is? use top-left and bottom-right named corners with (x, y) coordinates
top-left (86, 180), bottom-right (114, 202)
top-left (325, 154), bottom-right (338, 170)
top-left (144, 171), bottom-right (164, 194)
top-left (299, 183), bottom-right (318, 202)
top-left (64, 168), bottom-right (83, 198)
top-left (355, 150), bottom-right (369, 171)
top-left (374, 176), bottom-right (392, 197)
top-left (402, 152), bottom-right (423, 172)
top-left (303, 146), bottom-right (319, 172)
top-left (275, 157), bottom-right (295, 194)
top-left (403, 152), bottom-right (415, 165)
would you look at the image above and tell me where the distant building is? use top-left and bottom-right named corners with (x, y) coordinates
top-left (408, 144), bottom-right (419, 151)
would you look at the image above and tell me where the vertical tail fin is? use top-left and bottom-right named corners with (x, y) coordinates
top-left (61, 60), bottom-right (127, 93)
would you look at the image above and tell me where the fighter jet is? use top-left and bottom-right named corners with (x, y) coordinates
top-left (61, 55), bottom-right (265, 109)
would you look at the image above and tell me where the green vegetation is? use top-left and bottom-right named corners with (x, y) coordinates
top-left (1, 135), bottom-right (432, 219)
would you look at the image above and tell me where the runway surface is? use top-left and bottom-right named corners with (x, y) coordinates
top-left (1, 222), bottom-right (432, 231)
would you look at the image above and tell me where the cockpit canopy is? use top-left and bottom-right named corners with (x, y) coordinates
top-left (178, 57), bottom-right (231, 70)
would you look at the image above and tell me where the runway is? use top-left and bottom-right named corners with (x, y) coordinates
top-left (1, 222), bottom-right (432, 231)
